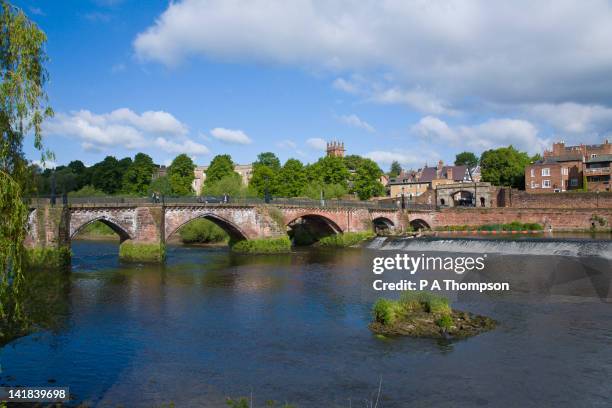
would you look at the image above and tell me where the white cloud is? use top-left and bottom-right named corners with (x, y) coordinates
top-left (276, 139), bottom-right (297, 149)
top-left (155, 137), bottom-right (209, 155)
top-left (133, 0), bottom-right (612, 114)
top-left (306, 137), bottom-right (327, 150)
top-left (412, 116), bottom-right (548, 154)
top-left (44, 108), bottom-right (190, 152)
top-left (526, 102), bottom-right (612, 137)
top-left (338, 114), bottom-right (375, 132)
top-left (366, 150), bottom-right (439, 169)
top-left (210, 127), bottom-right (252, 144)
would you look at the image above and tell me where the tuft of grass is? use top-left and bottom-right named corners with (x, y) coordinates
top-left (318, 231), bottom-right (374, 248)
top-left (436, 314), bottom-right (453, 330)
top-left (119, 241), bottom-right (165, 262)
top-left (375, 292), bottom-right (452, 326)
top-left (231, 236), bottom-right (291, 254)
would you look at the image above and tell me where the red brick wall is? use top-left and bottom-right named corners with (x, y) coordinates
top-left (433, 207), bottom-right (611, 230)
top-left (508, 190), bottom-right (612, 208)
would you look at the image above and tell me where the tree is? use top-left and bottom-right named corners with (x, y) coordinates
top-left (1, 1), bottom-right (52, 336)
top-left (307, 156), bottom-right (350, 187)
top-left (67, 160), bottom-right (89, 190)
top-left (205, 154), bottom-right (236, 186)
top-left (91, 156), bottom-right (122, 194)
top-left (253, 152), bottom-right (280, 171)
top-left (389, 161), bottom-right (402, 178)
top-left (201, 173), bottom-right (246, 198)
top-left (278, 159), bottom-right (306, 197)
top-left (480, 146), bottom-right (530, 188)
top-left (122, 153), bottom-right (155, 195)
top-left (249, 164), bottom-right (278, 198)
top-left (149, 175), bottom-right (172, 196)
top-left (168, 154), bottom-right (195, 196)
top-left (455, 152), bottom-right (479, 168)
top-left (343, 154), bottom-right (363, 172)
top-left (353, 158), bottom-right (385, 200)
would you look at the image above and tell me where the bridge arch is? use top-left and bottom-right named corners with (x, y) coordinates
top-left (166, 213), bottom-right (249, 241)
top-left (286, 213), bottom-right (343, 245)
top-left (372, 216), bottom-right (394, 233)
top-left (410, 218), bottom-right (431, 230)
top-left (71, 215), bottom-right (133, 242)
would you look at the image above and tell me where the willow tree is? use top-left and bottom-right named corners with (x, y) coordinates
top-left (0, 1), bottom-right (52, 336)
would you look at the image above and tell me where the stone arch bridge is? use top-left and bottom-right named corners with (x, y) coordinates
top-left (25, 201), bottom-right (405, 262)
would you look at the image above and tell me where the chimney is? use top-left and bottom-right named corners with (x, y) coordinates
top-left (446, 167), bottom-right (453, 181)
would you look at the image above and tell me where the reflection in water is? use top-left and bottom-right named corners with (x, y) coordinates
top-left (0, 240), bottom-right (610, 407)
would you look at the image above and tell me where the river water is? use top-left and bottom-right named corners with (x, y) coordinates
top-left (1, 238), bottom-right (611, 407)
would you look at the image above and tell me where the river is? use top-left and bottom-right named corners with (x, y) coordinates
top-left (1, 237), bottom-right (611, 407)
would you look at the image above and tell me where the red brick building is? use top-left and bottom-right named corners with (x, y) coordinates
top-left (526, 140), bottom-right (611, 193)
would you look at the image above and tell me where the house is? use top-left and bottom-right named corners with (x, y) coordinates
top-left (192, 164), bottom-right (253, 195)
top-left (525, 139), bottom-right (611, 192)
top-left (387, 160), bottom-right (475, 199)
top-left (584, 154), bottom-right (611, 192)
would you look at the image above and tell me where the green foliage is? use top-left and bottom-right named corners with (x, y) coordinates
top-left (352, 157), bottom-right (385, 200)
top-left (168, 154), bottom-right (195, 196)
top-left (68, 185), bottom-right (106, 197)
top-left (90, 156), bottom-right (123, 194)
top-left (226, 397), bottom-right (295, 408)
top-left (480, 146), bottom-right (530, 188)
top-left (253, 152), bottom-right (281, 171)
top-left (318, 231), bottom-right (374, 247)
top-left (149, 175), bottom-right (172, 196)
top-left (205, 154), bottom-right (236, 186)
top-left (0, 1), bottom-right (53, 183)
top-left (374, 292), bottom-right (453, 327)
top-left (389, 160), bottom-right (402, 177)
top-left (202, 172), bottom-right (248, 198)
top-left (267, 207), bottom-right (285, 229)
top-left (178, 219), bottom-right (228, 244)
top-left (455, 151), bottom-right (479, 167)
top-left (231, 236), bottom-right (291, 254)
top-left (119, 242), bottom-right (165, 262)
top-left (24, 246), bottom-right (71, 270)
top-left (249, 163), bottom-right (278, 198)
top-left (307, 156), bottom-right (350, 187)
top-left (78, 221), bottom-right (115, 236)
top-left (303, 182), bottom-right (347, 200)
top-left (436, 314), bottom-right (453, 330)
top-left (373, 298), bottom-right (403, 325)
top-left (278, 158), bottom-right (306, 197)
top-left (122, 153), bottom-right (155, 195)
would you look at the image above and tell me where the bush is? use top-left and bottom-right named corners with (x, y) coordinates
top-left (374, 292), bottom-right (452, 326)
top-left (318, 231), bottom-right (374, 247)
top-left (79, 221), bottom-right (116, 236)
top-left (436, 314), bottom-right (453, 330)
top-left (373, 298), bottom-right (403, 325)
top-left (231, 236), bottom-right (291, 254)
top-left (178, 219), bottom-right (228, 244)
top-left (119, 242), bottom-right (165, 262)
top-left (68, 185), bottom-right (106, 197)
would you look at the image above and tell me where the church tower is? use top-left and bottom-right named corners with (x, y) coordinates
top-left (326, 141), bottom-right (345, 158)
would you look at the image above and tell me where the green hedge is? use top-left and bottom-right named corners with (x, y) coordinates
top-left (231, 236), bottom-right (292, 254)
top-left (318, 231), bottom-right (375, 247)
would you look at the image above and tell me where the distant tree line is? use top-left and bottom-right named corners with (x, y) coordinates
top-left (29, 151), bottom-right (387, 200)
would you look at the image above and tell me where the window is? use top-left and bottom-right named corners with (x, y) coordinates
top-left (530, 181), bottom-right (536, 189)
top-left (542, 168), bottom-right (550, 176)
top-left (530, 169), bottom-right (535, 177)
top-left (591, 154), bottom-right (597, 158)
top-left (542, 180), bottom-right (551, 188)
top-left (570, 178), bottom-right (578, 187)
top-left (562, 167), bottom-right (568, 175)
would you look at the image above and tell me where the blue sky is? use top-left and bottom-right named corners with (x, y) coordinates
top-left (18, 0), bottom-right (612, 170)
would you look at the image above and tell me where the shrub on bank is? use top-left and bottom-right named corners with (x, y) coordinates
top-left (24, 247), bottom-right (72, 270)
top-left (318, 231), bottom-right (375, 247)
top-left (373, 292), bottom-right (452, 326)
top-left (79, 221), bottom-right (116, 236)
top-left (231, 236), bottom-right (292, 254)
top-left (178, 219), bottom-right (228, 244)
top-left (119, 242), bottom-right (165, 262)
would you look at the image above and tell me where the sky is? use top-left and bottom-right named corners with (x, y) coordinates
top-left (17, 0), bottom-right (612, 171)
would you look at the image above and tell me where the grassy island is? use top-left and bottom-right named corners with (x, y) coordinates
top-left (370, 292), bottom-right (496, 339)
top-left (231, 236), bottom-right (292, 254)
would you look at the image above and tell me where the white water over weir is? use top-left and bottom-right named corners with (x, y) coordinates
top-left (367, 237), bottom-right (612, 260)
